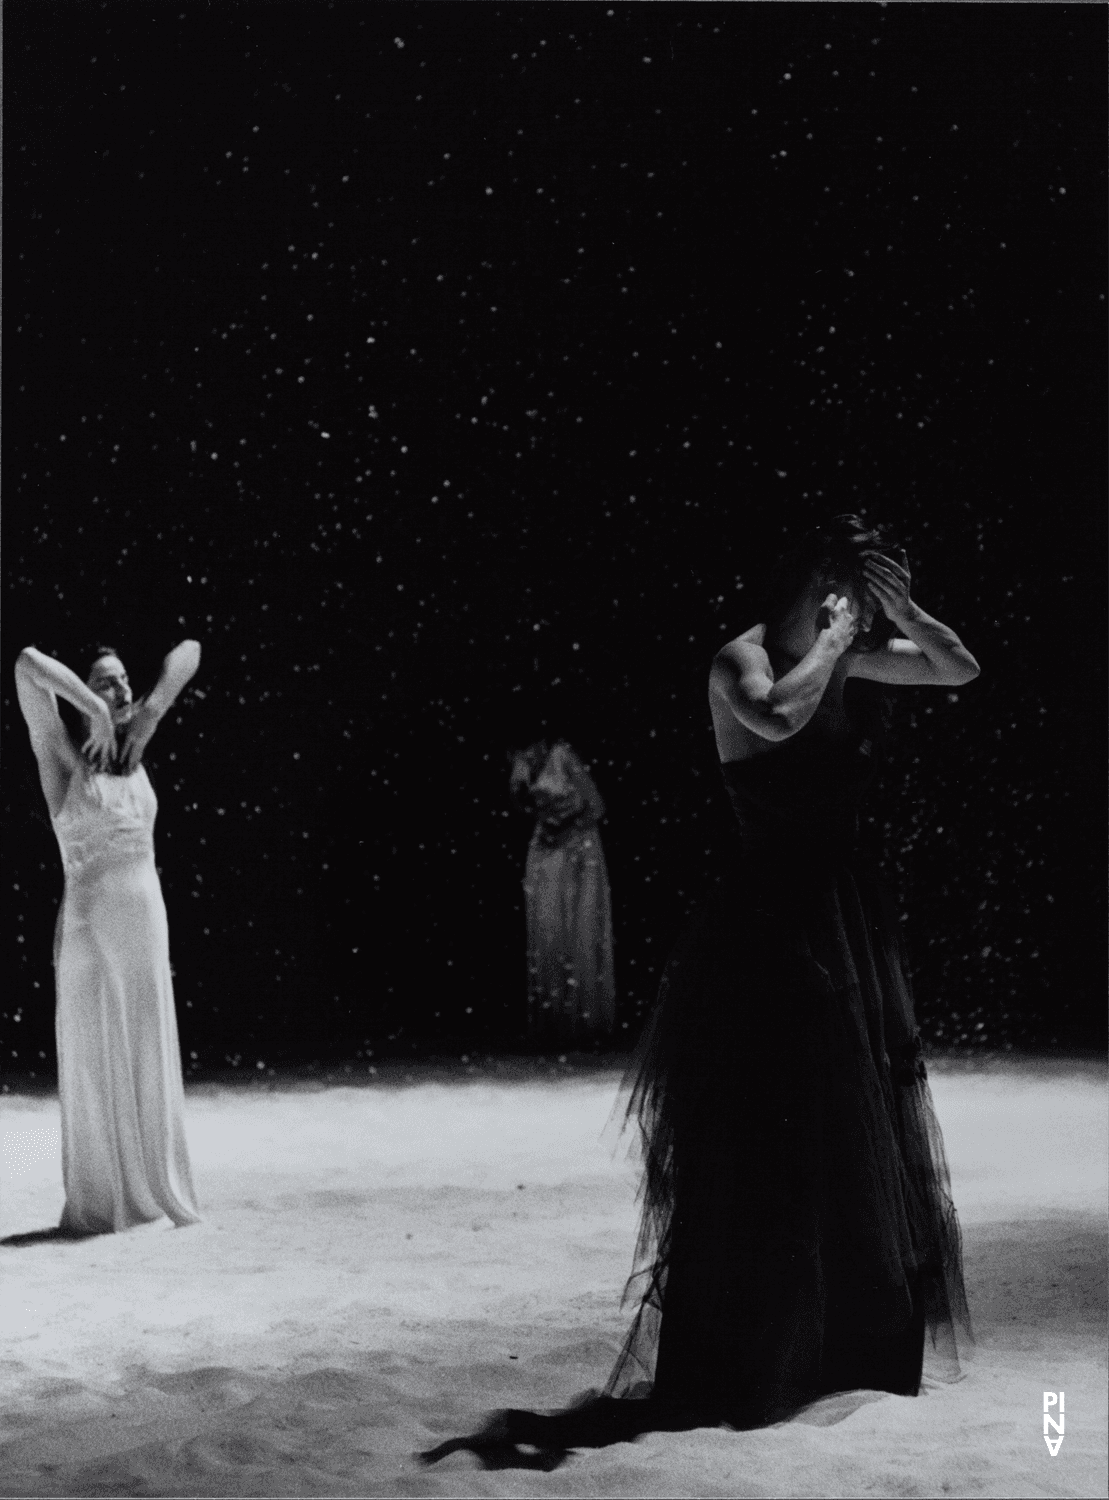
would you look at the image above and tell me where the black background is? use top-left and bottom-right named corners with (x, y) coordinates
top-left (3, 1), bottom-right (1105, 1078)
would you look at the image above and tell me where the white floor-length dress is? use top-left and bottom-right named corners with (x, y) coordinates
top-left (512, 741), bottom-right (616, 1047)
top-left (52, 765), bottom-right (200, 1232)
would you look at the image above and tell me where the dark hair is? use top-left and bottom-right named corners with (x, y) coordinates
top-left (508, 739), bottom-right (550, 815)
top-left (763, 514), bottom-right (905, 652)
top-left (86, 643), bottom-right (123, 679)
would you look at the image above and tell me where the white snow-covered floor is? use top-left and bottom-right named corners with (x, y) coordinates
top-left (0, 1056), bottom-right (1105, 1499)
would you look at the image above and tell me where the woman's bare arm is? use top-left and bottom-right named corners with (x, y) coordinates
top-left (14, 648), bottom-right (115, 813)
top-left (147, 639), bottom-right (202, 717)
top-left (119, 640), bottom-right (201, 771)
top-left (848, 552), bottom-right (980, 687)
top-left (567, 753), bottom-right (606, 823)
top-left (710, 597), bottom-right (857, 742)
top-left (15, 648), bottom-right (114, 762)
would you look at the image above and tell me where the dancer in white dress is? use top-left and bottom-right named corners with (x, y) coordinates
top-left (14, 641), bottom-right (203, 1234)
top-left (510, 741), bottom-right (616, 1046)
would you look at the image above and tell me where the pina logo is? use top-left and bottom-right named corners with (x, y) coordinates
top-left (1043, 1391), bottom-right (1065, 1456)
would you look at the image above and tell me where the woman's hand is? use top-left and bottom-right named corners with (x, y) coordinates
top-left (863, 550), bottom-right (915, 625)
top-left (81, 700), bottom-right (116, 770)
top-left (816, 594), bottom-right (859, 656)
top-left (118, 701), bottom-right (161, 773)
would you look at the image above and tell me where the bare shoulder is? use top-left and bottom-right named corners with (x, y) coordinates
top-left (710, 629), bottom-right (774, 714)
top-left (712, 625), bottom-right (771, 683)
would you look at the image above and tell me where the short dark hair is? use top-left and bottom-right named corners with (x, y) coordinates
top-left (508, 739), bottom-right (550, 815)
top-left (763, 514), bottom-right (905, 651)
top-left (86, 644), bottom-right (123, 678)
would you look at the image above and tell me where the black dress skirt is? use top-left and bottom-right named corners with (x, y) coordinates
top-left (424, 716), bottom-right (971, 1459)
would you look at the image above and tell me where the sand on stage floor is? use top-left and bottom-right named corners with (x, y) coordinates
top-left (1, 1055), bottom-right (1105, 1499)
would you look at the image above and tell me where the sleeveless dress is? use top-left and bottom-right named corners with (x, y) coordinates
top-left (425, 706), bottom-right (970, 1459)
top-left (52, 766), bottom-right (200, 1233)
top-left (512, 742), bottom-right (616, 1046)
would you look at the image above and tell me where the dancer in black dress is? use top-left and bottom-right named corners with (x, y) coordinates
top-left (423, 515), bottom-right (979, 1462)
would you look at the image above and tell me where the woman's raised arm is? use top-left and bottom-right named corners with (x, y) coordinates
top-left (711, 596), bottom-right (859, 742)
top-left (118, 640), bottom-right (202, 772)
top-left (566, 751), bottom-right (606, 823)
top-left (15, 648), bottom-right (115, 769)
top-left (847, 552), bottom-right (980, 687)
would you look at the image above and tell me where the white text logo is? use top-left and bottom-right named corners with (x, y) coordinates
top-left (1043, 1391), bottom-right (1064, 1456)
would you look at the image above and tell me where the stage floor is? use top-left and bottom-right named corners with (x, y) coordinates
top-left (1, 1056), bottom-right (1105, 1498)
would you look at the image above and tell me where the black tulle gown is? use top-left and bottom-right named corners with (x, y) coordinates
top-left (425, 708), bottom-right (971, 1461)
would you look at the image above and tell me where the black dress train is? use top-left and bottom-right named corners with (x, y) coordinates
top-left (424, 708), bottom-right (971, 1460)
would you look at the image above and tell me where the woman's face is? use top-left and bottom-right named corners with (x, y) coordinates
top-left (88, 654), bottom-right (133, 723)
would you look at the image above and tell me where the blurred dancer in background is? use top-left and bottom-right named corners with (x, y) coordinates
top-left (510, 739), bottom-right (616, 1047)
top-left (10, 640), bottom-right (203, 1239)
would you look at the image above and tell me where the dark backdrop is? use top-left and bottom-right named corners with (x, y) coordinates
top-left (3, 2), bottom-right (1105, 1078)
